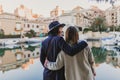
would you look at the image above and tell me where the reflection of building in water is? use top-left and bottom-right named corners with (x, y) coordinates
top-left (0, 49), bottom-right (25, 73)
top-left (88, 41), bottom-right (101, 48)
top-left (106, 47), bottom-right (120, 68)
top-left (24, 47), bottom-right (40, 59)
top-left (0, 13), bottom-right (24, 35)
top-left (21, 59), bottom-right (34, 70)
top-left (0, 46), bottom-right (40, 73)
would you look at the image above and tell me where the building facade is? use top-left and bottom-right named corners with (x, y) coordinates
top-left (58, 6), bottom-right (104, 30)
top-left (105, 6), bottom-right (120, 26)
top-left (0, 12), bottom-right (24, 35)
top-left (14, 5), bottom-right (40, 20)
top-left (0, 12), bottom-right (48, 36)
top-left (50, 6), bottom-right (64, 17)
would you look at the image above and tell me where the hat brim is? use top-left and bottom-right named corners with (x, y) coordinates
top-left (48, 23), bottom-right (65, 34)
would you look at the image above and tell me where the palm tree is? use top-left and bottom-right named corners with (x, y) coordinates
top-left (91, 17), bottom-right (107, 33)
top-left (0, 29), bottom-right (4, 38)
top-left (24, 29), bottom-right (36, 38)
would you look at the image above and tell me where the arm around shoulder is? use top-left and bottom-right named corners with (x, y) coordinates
top-left (59, 37), bottom-right (88, 56)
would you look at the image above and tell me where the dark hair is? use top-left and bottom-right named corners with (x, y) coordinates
top-left (65, 26), bottom-right (79, 45)
top-left (49, 27), bottom-right (59, 35)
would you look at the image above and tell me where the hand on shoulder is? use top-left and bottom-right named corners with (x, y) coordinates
top-left (78, 40), bottom-right (87, 44)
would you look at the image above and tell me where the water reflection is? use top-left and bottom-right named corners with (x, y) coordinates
top-left (105, 46), bottom-right (120, 68)
top-left (0, 44), bottom-right (40, 73)
top-left (0, 42), bottom-right (120, 80)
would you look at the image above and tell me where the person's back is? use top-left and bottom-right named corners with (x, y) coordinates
top-left (61, 45), bottom-right (95, 80)
top-left (44, 26), bottom-right (96, 80)
top-left (41, 35), bottom-right (65, 80)
top-left (40, 21), bottom-right (88, 80)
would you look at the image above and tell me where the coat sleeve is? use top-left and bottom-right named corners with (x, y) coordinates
top-left (40, 42), bottom-right (47, 67)
top-left (46, 51), bottom-right (64, 70)
top-left (87, 46), bottom-right (96, 75)
top-left (59, 37), bottom-right (88, 56)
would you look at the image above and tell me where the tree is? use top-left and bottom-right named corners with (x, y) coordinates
top-left (0, 29), bottom-right (4, 38)
top-left (90, 17), bottom-right (107, 33)
top-left (83, 28), bottom-right (92, 33)
top-left (24, 29), bottom-right (36, 38)
top-left (115, 26), bottom-right (120, 31)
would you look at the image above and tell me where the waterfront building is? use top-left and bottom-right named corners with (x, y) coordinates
top-left (0, 12), bottom-right (47, 36)
top-left (105, 6), bottom-right (120, 26)
top-left (0, 12), bottom-right (24, 35)
top-left (14, 5), bottom-right (40, 20)
top-left (23, 20), bottom-right (44, 36)
top-left (50, 6), bottom-right (64, 17)
top-left (36, 16), bottom-right (59, 34)
top-left (0, 5), bottom-right (3, 14)
top-left (58, 6), bottom-right (104, 30)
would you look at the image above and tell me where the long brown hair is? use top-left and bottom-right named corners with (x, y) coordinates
top-left (65, 26), bottom-right (79, 45)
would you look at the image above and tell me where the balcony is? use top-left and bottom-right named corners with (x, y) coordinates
top-left (14, 27), bottom-right (23, 31)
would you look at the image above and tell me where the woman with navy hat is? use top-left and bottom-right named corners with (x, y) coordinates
top-left (40, 21), bottom-right (88, 80)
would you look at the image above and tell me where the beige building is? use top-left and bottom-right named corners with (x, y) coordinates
top-left (36, 16), bottom-right (59, 33)
top-left (0, 12), bottom-right (48, 36)
top-left (58, 6), bottom-right (104, 30)
top-left (14, 5), bottom-right (40, 20)
top-left (105, 6), bottom-right (120, 26)
top-left (0, 12), bottom-right (24, 35)
top-left (84, 6), bottom-right (104, 26)
top-left (24, 20), bottom-right (42, 35)
top-left (23, 19), bottom-right (49, 35)
top-left (0, 5), bottom-right (3, 14)
top-left (50, 6), bottom-right (64, 17)
top-left (59, 6), bottom-right (87, 28)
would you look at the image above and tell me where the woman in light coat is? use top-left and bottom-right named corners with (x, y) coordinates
top-left (45, 26), bottom-right (96, 80)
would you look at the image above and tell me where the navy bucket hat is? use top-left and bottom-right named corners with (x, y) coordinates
top-left (48, 21), bottom-right (65, 34)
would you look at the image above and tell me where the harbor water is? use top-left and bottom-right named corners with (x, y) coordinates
top-left (0, 41), bottom-right (120, 80)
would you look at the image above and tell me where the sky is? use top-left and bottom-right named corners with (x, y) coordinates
top-left (0, 0), bottom-right (120, 17)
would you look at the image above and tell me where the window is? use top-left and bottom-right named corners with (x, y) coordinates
top-left (33, 53), bottom-right (34, 56)
top-left (24, 24), bottom-right (25, 27)
top-left (28, 54), bottom-right (30, 57)
top-left (24, 55), bottom-right (26, 58)
top-left (36, 25), bottom-right (39, 28)
top-left (27, 24), bottom-right (30, 28)
top-left (112, 13), bottom-right (114, 16)
top-left (32, 25), bottom-right (34, 28)
top-left (16, 23), bottom-right (21, 30)
top-left (37, 52), bottom-right (39, 55)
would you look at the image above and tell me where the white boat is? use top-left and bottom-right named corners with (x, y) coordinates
top-left (26, 37), bottom-right (47, 44)
top-left (101, 32), bottom-right (120, 45)
top-left (29, 43), bottom-right (40, 46)
top-left (1, 39), bottom-right (20, 46)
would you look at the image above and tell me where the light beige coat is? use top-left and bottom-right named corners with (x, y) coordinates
top-left (46, 46), bottom-right (95, 80)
